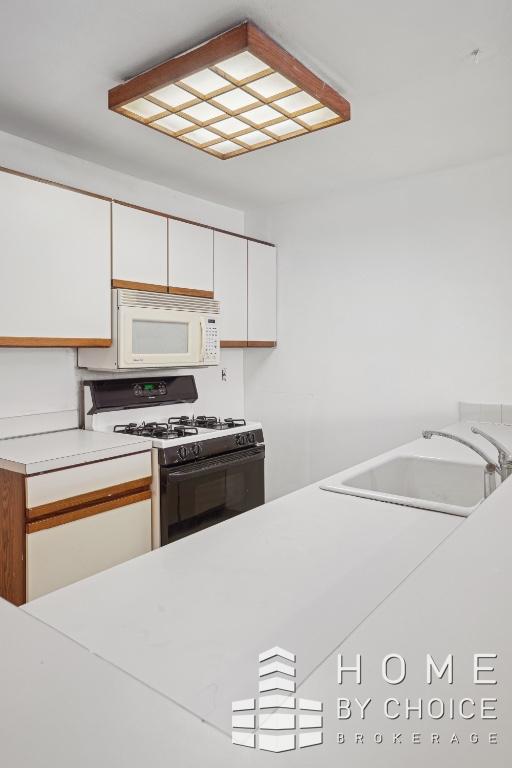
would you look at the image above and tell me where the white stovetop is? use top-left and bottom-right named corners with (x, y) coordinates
top-left (0, 428), bottom-right (150, 474)
top-left (149, 420), bottom-right (262, 448)
top-left (90, 404), bottom-right (260, 448)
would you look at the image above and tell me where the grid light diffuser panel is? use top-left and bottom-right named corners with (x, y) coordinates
top-left (109, 22), bottom-right (351, 159)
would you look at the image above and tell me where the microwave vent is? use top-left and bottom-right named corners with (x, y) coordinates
top-left (117, 289), bottom-right (219, 314)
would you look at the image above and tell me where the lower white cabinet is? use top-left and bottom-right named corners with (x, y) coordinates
top-left (248, 242), bottom-right (277, 345)
top-left (26, 498), bottom-right (151, 601)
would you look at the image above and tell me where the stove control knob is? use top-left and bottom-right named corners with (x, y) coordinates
top-left (249, 432), bottom-right (255, 444)
top-left (178, 446), bottom-right (188, 461)
top-left (192, 443), bottom-right (201, 457)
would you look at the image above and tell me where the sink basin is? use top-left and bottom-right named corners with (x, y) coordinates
top-left (320, 456), bottom-right (487, 516)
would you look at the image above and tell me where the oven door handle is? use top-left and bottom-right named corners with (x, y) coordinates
top-left (165, 446), bottom-right (265, 480)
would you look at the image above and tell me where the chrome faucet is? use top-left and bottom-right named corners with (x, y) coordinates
top-left (421, 429), bottom-right (501, 498)
top-left (470, 426), bottom-right (512, 480)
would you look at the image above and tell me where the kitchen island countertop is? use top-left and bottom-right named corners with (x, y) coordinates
top-left (24, 421), bottom-right (512, 735)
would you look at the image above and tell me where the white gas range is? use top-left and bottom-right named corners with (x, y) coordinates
top-left (82, 376), bottom-right (265, 548)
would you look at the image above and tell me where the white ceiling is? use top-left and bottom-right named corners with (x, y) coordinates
top-left (1, 0), bottom-right (511, 209)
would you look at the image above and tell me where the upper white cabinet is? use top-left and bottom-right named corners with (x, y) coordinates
top-left (168, 220), bottom-right (214, 296)
top-left (213, 232), bottom-right (247, 344)
top-left (0, 171), bottom-right (111, 346)
top-left (112, 203), bottom-right (167, 290)
top-left (248, 242), bottom-right (277, 345)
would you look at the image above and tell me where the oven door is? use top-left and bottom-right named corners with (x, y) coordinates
top-left (118, 305), bottom-right (202, 368)
top-left (160, 445), bottom-right (265, 544)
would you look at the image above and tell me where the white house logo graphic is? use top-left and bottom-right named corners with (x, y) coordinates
top-left (231, 646), bottom-right (323, 752)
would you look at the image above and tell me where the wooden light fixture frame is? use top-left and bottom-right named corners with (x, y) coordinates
top-left (108, 21), bottom-right (351, 158)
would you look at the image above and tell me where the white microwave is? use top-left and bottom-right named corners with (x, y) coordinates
top-left (78, 289), bottom-right (220, 371)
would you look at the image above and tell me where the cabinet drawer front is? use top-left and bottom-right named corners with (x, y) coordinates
top-left (26, 498), bottom-right (152, 601)
top-left (26, 451), bottom-right (152, 517)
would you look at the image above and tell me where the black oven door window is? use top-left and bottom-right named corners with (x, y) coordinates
top-left (160, 446), bottom-right (265, 544)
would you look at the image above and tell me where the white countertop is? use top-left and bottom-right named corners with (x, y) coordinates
top-left (0, 428), bottom-right (150, 474)
top-left (0, 598), bottom-right (239, 768)
top-left (4, 425), bottom-right (512, 768)
top-left (27, 423), bottom-right (501, 724)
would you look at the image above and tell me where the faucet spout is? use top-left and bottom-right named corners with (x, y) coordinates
top-left (422, 429), bottom-right (497, 468)
top-left (470, 426), bottom-right (512, 480)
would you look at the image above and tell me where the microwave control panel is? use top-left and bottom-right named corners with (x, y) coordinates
top-left (203, 318), bottom-right (220, 363)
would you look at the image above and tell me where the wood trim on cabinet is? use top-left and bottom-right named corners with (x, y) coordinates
top-left (26, 489), bottom-right (152, 533)
top-left (112, 279), bottom-right (168, 294)
top-left (113, 200), bottom-right (274, 246)
top-left (0, 337), bottom-right (111, 348)
top-left (26, 476), bottom-right (152, 520)
top-left (169, 286), bottom-right (214, 299)
top-left (113, 198), bottom-right (168, 219)
top-left (0, 468), bottom-right (26, 606)
top-left (0, 164), bottom-right (111, 202)
top-left (0, 167), bottom-right (275, 248)
top-left (247, 341), bottom-right (277, 348)
top-left (220, 340), bottom-right (248, 348)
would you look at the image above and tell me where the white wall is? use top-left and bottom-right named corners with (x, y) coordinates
top-left (245, 154), bottom-right (512, 501)
top-left (0, 130), bottom-right (245, 434)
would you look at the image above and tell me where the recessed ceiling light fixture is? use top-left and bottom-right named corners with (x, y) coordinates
top-left (108, 21), bottom-right (351, 159)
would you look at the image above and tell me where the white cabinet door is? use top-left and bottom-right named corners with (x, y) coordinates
top-left (112, 203), bottom-right (167, 290)
top-left (213, 232), bottom-right (247, 343)
top-left (0, 171), bottom-right (111, 344)
top-left (26, 498), bottom-right (152, 601)
top-left (247, 242), bottom-right (277, 344)
top-left (168, 220), bottom-right (213, 295)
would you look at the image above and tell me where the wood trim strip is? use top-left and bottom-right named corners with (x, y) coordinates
top-left (114, 199), bottom-right (275, 246)
top-left (0, 167), bottom-right (276, 247)
top-left (247, 23), bottom-right (350, 120)
top-left (169, 286), bottom-right (214, 299)
top-left (247, 341), bottom-right (277, 348)
top-left (112, 279), bottom-right (168, 294)
top-left (220, 340), bottom-right (248, 348)
top-left (0, 164), bottom-right (111, 202)
top-left (26, 490), bottom-right (152, 533)
top-left (26, 477), bottom-right (152, 520)
top-left (0, 337), bottom-right (111, 348)
top-left (108, 23), bottom-right (249, 109)
top-left (0, 468), bottom-right (26, 606)
top-left (113, 199), bottom-right (168, 218)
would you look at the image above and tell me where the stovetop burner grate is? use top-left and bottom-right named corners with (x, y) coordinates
top-left (113, 421), bottom-right (199, 439)
top-left (168, 416), bottom-right (246, 431)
